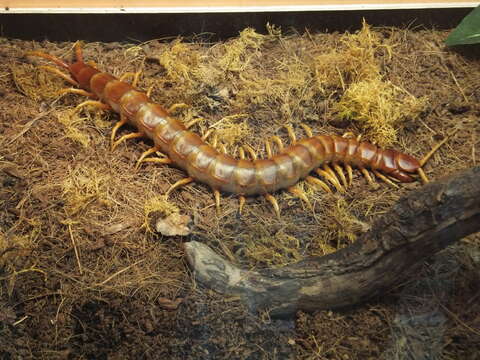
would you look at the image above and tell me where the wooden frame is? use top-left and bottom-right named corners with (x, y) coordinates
top-left (1, 0), bottom-right (478, 13)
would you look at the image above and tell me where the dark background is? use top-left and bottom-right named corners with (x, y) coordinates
top-left (0, 8), bottom-right (474, 42)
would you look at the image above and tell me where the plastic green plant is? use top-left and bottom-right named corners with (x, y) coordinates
top-left (445, 5), bottom-right (480, 46)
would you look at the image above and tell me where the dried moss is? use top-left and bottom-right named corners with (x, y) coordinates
top-left (335, 78), bottom-right (427, 146)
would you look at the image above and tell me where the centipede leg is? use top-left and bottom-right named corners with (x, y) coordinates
top-left (271, 135), bottom-right (284, 152)
top-left (264, 194), bottom-right (280, 219)
top-left (211, 133), bottom-right (219, 149)
top-left (238, 196), bottom-right (246, 215)
top-left (300, 123), bottom-right (313, 137)
top-left (119, 71), bottom-right (142, 87)
top-left (315, 168), bottom-right (344, 193)
top-left (288, 186), bottom-right (313, 210)
top-left (136, 146), bottom-right (170, 169)
top-left (333, 164), bottom-right (348, 188)
top-left (202, 129), bottom-right (214, 141)
top-left (359, 168), bottom-right (378, 187)
top-left (185, 117), bottom-right (204, 129)
top-left (265, 140), bottom-right (273, 157)
top-left (214, 190), bottom-right (221, 215)
top-left (165, 177), bottom-right (194, 197)
top-left (306, 176), bottom-right (332, 193)
top-left (110, 115), bottom-right (128, 148)
top-left (112, 131), bottom-right (144, 150)
top-left (373, 170), bottom-right (399, 188)
top-left (285, 124), bottom-right (297, 144)
top-left (345, 165), bottom-right (353, 186)
top-left (168, 103), bottom-right (190, 114)
top-left (243, 144), bottom-right (257, 160)
top-left (38, 65), bottom-right (79, 86)
top-left (75, 100), bottom-right (111, 114)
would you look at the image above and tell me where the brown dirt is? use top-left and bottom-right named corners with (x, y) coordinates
top-left (0, 23), bottom-right (479, 359)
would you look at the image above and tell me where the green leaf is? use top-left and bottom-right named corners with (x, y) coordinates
top-left (445, 5), bottom-right (480, 46)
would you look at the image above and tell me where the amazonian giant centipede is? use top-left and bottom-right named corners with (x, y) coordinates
top-left (26, 43), bottom-right (424, 216)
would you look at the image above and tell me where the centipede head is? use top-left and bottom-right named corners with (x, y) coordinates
top-left (390, 152), bottom-right (421, 182)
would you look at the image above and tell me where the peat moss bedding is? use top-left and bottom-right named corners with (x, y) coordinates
top-left (1, 22), bottom-right (479, 359)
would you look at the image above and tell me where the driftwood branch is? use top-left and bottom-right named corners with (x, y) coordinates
top-left (184, 166), bottom-right (480, 318)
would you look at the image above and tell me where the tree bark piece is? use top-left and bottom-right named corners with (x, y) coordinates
top-left (184, 166), bottom-right (480, 318)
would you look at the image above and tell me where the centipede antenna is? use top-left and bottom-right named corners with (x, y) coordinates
top-left (271, 135), bottom-right (284, 152)
top-left (417, 168), bottom-right (429, 184)
top-left (136, 146), bottom-right (162, 169)
top-left (26, 50), bottom-right (70, 69)
top-left (238, 195), bottom-right (246, 214)
top-left (38, 65), bottom-right (78, 86)
top-left (264, 194), bottom-right (280, 219)
top-left (333, 164), bottom-right (348, 188)
top-left (59, 88), bottom-right (96, 98)
top-left (306, 176), bottom-right (332, 193)
top-left (345, 164), bottom-right (353, 186)
top-left (165, 177), bottom-right (193, 197)
top-left (265, 140), bottom-right (273, 157)
top-left (110, 115), bottom-right (128, 148)
top-left (111, 132), bottom-right (144, 150)
top-left (288, 186), bottom-right (313, 210)
top-left (315, 168), bottom-right (344, 193)
top-left (373, 170), bottom-right (400, 188)
top-left (214, 190), bottom-right (221, 214)
top-left (168, 103), bottom-right (190, 114)
top-left (285, 124), bottom-right (297, 144)
top-left (243, 144), bottom-right (257, 160)
top-left (419, 132), bottom-right (456, 167)
top-left (300, 123), bottom-right (313, 137)
top-left (75, 100), bottom-right (111, 114)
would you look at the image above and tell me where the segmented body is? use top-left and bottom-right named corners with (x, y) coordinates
top-left (43, 52), bottom-right (421, 196)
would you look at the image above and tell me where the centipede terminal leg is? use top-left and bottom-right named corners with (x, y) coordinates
top-left (58, 88), bottom-right (96, 98)
top-left (38, 65), bottom-right (79, 86)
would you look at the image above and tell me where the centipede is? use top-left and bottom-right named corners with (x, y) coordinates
top-left (26, 42), bottom-right (430, 217)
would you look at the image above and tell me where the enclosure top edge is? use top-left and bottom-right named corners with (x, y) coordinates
top-left (1, 3), bottom-right (478, 14)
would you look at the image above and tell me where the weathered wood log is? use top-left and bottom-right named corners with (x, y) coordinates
top-left (184, 166), bottom-right (480, 318)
